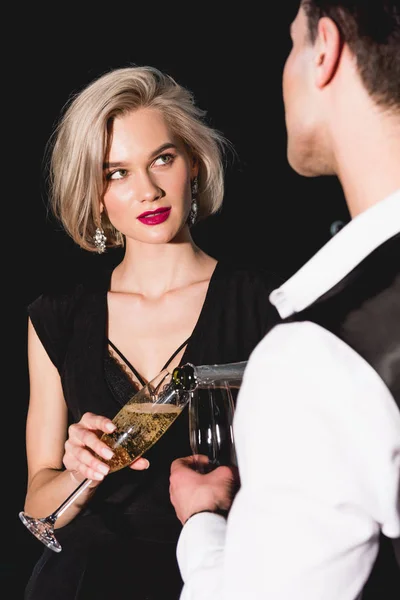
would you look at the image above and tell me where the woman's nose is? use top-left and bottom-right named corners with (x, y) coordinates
top-left (135, 171), bottom-right (162, 203)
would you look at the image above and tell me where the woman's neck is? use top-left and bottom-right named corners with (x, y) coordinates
top-left (110, 239), bottom-right (216, 298)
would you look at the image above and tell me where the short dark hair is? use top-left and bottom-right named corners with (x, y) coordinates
top-left (301, 1), bottom-right (400, 109)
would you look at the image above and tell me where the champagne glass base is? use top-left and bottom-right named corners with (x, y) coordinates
top-left (19, 511), bottom-right (62, 553)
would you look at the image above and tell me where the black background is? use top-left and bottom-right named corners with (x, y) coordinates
top-left (6, 4), bottom-right (354, 599)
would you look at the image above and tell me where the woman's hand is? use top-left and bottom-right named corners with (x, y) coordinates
top-left (63, 412), bottom-right (149, 486)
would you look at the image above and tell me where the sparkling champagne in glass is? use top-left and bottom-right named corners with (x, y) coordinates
top-left (19, 368), bottom-right (189, 553)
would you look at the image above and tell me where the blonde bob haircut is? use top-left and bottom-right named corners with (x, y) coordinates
top-left (46, 65), bottom-right (231, 252)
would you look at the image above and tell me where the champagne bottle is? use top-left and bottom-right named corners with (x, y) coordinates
top-left (172, 361), bottom-right (247, 391)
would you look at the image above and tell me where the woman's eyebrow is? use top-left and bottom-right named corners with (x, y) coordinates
top-left (103, 143), bottom-right (178, 170)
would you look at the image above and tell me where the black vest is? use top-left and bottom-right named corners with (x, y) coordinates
top-left (286, 233), bottom-right (400, 597)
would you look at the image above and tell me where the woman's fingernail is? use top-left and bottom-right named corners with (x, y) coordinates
top-left (98, 463), bottom-right (110, 475)
top-left (106, 422), bottom-right (116, 432)
top-left (133, 458), bottom-right (149, 469)
top-left (102, 448), bottom-right (114, 460)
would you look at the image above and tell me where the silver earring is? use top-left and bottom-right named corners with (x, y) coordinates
top-left (188, 177), bottom-right (198, 227)
top-left (93, 226), bottom-right (107, 254)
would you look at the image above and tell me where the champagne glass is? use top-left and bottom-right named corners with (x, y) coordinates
top-left (189, 380), bottom-right (237, 473)
top-left (19, 368), bottom-right (188, 553)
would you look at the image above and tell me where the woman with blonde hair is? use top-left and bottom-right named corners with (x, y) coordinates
top-left (21, 64), bottom-right (281, 599)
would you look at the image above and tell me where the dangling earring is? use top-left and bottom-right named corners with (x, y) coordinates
top-left (188, 177), bottom-right (198, 227)
top-left (93, 223), bottom-right (107, 254)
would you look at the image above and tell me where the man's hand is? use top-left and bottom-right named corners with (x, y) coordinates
top-left (170, 455), bottom-right (238, 525)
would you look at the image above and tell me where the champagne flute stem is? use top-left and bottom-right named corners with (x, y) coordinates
top-left (51, 478), bottom-right (93, 520)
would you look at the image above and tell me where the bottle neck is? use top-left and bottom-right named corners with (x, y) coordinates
top-left (194, 361), bottom-right (247, 386)
top-left (172, 363), bottom-right (197, 391)
top-left (172, 361), bottom-right (247, 391)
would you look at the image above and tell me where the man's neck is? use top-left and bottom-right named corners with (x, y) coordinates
top-left (335, 117), bottom-right (400, 218)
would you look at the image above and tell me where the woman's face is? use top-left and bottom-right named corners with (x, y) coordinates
top-left (102, 107), bottom-right (197, 245)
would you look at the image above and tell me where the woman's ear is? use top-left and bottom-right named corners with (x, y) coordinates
top-left (191, 156), bottom-right (199, 179)
top-left (314, 16), bottom-right (342, 88)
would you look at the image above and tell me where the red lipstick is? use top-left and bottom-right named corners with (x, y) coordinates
top-left (137, 207), bottom-right (171, 225)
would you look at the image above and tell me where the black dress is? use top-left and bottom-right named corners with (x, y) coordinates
top-left (24, 260), bottom-right (281, 600)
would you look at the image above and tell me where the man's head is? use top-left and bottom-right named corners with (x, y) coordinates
top-left (283, 1), bottom-right (400, 178)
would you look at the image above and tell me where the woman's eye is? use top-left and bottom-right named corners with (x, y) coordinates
top-left (153, 153), bottom-right (175, 167)
top-left (108, 169), bottom-right (127, 181)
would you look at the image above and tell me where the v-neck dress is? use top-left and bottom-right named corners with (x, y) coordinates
top-left (24, 260), bottom-right (282, 600)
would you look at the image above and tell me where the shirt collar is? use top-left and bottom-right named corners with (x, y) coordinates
top-left (269, 189), bottom-right (400, 318)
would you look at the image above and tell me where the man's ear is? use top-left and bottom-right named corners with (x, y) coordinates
top-left (314, 17), bottom-right (342, 88)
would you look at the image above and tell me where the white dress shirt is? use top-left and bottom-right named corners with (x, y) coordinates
top-left (177, 190), bottom-right (400, 600)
